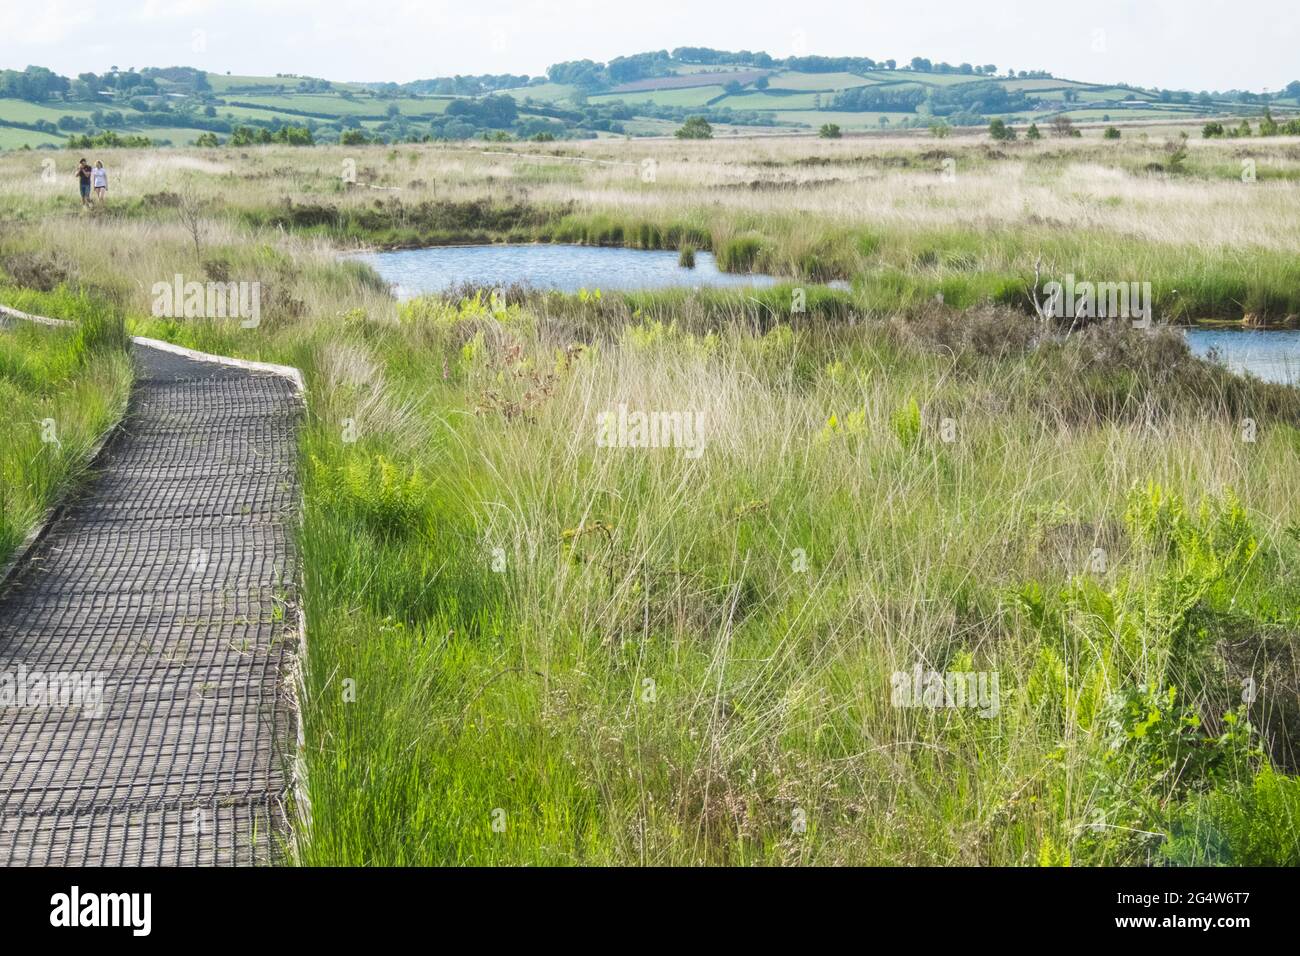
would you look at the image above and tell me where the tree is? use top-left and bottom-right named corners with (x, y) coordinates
top-left (1285, 80), bottom-right (1300, 100)
top-left (818, 123), bottom-right (841, 139)
top-left (271, 125), bottom-right (314, 145)
top-left (1026, 123), bottom-right (1041, 140)
top-left (195, 132), bottom-right (220, 147)
top-left (988, 118), bottom-right (1016, 141)
top-left (340, 130), bottom-right (369, 145)
top-left (1103, 126), bottom-right (1121, 140)
top-left (1202, 121), bottom-right (1225, 138)
top-left (675, 116), bottom-right (713, 139)
top-left (1051, 115), bottom-right (1079, 138)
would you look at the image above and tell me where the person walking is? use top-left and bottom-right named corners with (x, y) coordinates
top-left (91, 160), bottom-right (108, 202)
top-left (73, 158), bottom-right (93, 207)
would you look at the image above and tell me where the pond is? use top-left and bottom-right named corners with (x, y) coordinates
top-left (353, 243), bottom-right (784, 298)
top-left (1184, 328), bottom-right (1300, 386)
top-left (355, 244), bottom-right (1300, 389)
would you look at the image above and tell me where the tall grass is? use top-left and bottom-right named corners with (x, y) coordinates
top-left (0, 285), bottom-right (132, 567)
top-left (290, 298), bottom-right (1300, 865)
top-left (4, 135), bottom-right (1300, 319)
top-left (2, 137), bottom-right (1298, 865)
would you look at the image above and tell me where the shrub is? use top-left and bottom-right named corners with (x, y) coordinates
top-left (1051, 116), bottom-right (1081, 138)
top-left (1088, 684), bottom-right (1260, 859)
top-left (0, 250), bottom-right (69, 292)
top-left (818, 123), bottom-right (842, 139)
top-left (1162, 767), bottom-right (1300, 866)
top-left (1165, 137), bottom-right (1190, 174)
top-left (675, 116), bottom-right (713, 140)
top-left (1103, 126), bottom-right (1121, 140)
top-left (988, 118), bottom-right (1016, 141)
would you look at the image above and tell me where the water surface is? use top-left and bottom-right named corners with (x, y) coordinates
top-left (1184, 328), bottom-right (1300, 386)
top-left (354, 243), bottom-right (783, 298)
top-left (353, 244), bottom-right (1300, 390)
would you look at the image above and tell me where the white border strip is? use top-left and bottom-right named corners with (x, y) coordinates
top-left (131, 335), bottom-right (306, 395)
top-left (0, 305), bottom-right (305, 395)
top-left (0, 303), bottom-right (74, 328)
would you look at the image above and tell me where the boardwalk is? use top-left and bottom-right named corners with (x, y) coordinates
top-left (0, 341), bottom-right (303, 865)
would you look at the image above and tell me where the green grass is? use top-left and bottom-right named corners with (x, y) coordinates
top-left (280, 294), bottom-right (1300, 865)
top-left (0, 285), bottom-right (132, 567)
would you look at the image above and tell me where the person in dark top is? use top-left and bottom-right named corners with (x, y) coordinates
top-left (74, 159), bottom-right (93, 207)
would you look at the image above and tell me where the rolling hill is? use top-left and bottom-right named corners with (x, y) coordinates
top-left (1, 51), bottom-right (1296, 149)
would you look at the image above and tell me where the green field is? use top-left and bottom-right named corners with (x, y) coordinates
top-left (887, 70), bottom-right (986, 86)
top-left (0, 126), bottom-right (65, 148)
top-left (0, 99), bottom-right (102, 123)
top-left (229, 93), bottom-right (388, 117)
top-left (767, 109), bottom-right (920, 129)
top-left (590, 86), bottom-right (728, 108)
top-left (0, 59), bottom-right (1290, 151)
top-left (206, 73), bottom-right (368, 94)
top-left (1061, 107), bottom-right (1204, 121)
top-left (766, 70), bottom-right (881, 91)
top-left (713, 91), bottom-right (823, 110)
top-left (498, 83), bottom-right (579, 103)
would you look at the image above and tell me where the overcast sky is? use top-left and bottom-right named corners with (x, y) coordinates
top-left (2, 0), bottom-right (1294, 92)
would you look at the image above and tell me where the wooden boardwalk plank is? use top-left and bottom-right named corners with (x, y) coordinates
top-left (0, 344), bottom-right (303, 866)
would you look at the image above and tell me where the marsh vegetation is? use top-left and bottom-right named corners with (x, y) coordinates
top-left (2, 132), bottom-right (1298, 865)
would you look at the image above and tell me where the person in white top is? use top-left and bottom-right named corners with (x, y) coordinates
top-left (91, 161), bottom-right (108, 201)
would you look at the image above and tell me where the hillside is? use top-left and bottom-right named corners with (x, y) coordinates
top-left (1, 50), bottom-right (1297, 150)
